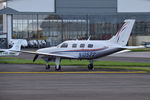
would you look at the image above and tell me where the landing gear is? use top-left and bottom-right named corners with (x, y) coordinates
top-left (88, 60), bottom-right (94, 70)
top-left (43, 57), bottom-right (61, 71)
top-left (88, 64), bottom-right (94, 70)
top-left (45, 64), bottom-right (50, 69)
top-left (55, 65), bottom-right (61, 71)
top-left (55, 57), bottom-right (61, 71)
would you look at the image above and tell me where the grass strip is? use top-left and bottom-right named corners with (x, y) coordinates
top-left (1, 57), bottom-right (150, 72)
top-left (130, 48), bottom-right (150, 52)
top-left (1, 57), bottom-right (150, 67)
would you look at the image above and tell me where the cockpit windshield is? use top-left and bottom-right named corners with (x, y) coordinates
top-left (60, 43), bottom-right (68, 48)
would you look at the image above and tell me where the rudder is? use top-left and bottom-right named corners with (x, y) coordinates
top-left (109, 19), bottom-right (135, 46)
top-left (9, 40), bottom-right (22, 51)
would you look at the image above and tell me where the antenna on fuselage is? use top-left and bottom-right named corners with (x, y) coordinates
top-left (88, 36), bottom-right (91, 40)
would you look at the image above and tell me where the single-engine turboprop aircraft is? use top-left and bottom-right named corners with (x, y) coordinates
top-left (0, 40), bottom-right (22, 56)
top-left (16, 19), bottom-right (144, 71)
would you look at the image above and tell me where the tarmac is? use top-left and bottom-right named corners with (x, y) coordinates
top-left (0, 52), bottom-right (150, 100)
top-left (0, 69), bottom-right (150, 100)
top-left (0, 63), bottom-right (150, 100)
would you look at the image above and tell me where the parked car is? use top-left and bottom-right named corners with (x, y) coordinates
top-left (28, 40), bottom-right (38, 48)
top-left (37, 40), bottom-right (46, 48)
top-left (28, 40), bottom-right (46, 48)
top-left (142, 41), bottom-right (150, 48)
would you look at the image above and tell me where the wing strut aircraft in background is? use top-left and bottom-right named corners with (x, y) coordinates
top-left (0, 40), bottom-right (22, 56)
top-left (14, 19), bottom-right (144, 71)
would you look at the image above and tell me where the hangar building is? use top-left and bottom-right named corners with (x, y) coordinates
top-left (0, 0), bottom-right (150, 48)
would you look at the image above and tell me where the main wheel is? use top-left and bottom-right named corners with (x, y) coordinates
top-left (45, 64), bottom-right (50, 69)
top-left (88, 64), bottom-right (94, 70)
top-left (55, 65), bottom-right (61, 71)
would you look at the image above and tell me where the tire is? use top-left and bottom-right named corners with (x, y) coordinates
top-left (88, 64), bottom-right (93, 70)
top-left (55, 65), bottom-right (61, 71)
top-left (46, 65), bottom-right (50, 69)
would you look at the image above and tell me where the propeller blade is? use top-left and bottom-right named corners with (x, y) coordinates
top-left (33, 54), bottom-right (39, 62)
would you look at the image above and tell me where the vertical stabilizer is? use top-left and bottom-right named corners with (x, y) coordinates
top-left (109, 19), bottom-right (135, 46)
top-left (9, 40), bottom-right (22, 51)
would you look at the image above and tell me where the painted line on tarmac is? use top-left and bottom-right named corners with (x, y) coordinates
top-left (0, 71), bottom-right (147, 74)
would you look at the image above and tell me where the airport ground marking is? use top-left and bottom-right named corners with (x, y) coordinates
top-left (0, 71), bottom-right (147, 74)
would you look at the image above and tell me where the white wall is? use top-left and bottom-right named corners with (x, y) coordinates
top-left (7, 15), bottom-right (12, 43)
top-left (3, 14), bottom-right (7, 34)
top-left (0, 3), bottom-right (4, 10)
top-left (7, 0), bottom-right (55, 12)
top-left (118, 0), bottom-right (150, 12)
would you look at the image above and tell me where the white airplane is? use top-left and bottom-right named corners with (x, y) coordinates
top-left (18, 19), bottom-right (144, 71)
top-left (0, 40), bottom-right (22, 56)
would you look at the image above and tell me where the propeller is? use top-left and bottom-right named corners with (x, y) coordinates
top-left (33, 54), bottom-right (39, 62)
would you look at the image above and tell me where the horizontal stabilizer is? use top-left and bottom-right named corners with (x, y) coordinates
top-left (112, 50), bottom-right (131, 55)
top-left (120, 46), bottom-right (145, 49)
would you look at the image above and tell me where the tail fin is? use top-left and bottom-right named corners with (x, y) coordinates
top-left (108, 19), bottom-right (135, 46)
top-left (9, 40), bottom-right (22, 51)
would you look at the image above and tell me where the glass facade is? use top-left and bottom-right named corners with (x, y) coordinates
top-left (13, 14), bottom-right (88, 46)
top-left (12, 14), bottom-right (150, 47)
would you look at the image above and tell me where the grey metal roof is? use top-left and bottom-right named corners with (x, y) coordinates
top-left (0, 0), bottom-right (6, 3)
top-left (0, 0), bottom-right (12, 3)
top-left (0, 7), bottom-right (56, 15)
top-left (0, 7), bottom-right (19, 14)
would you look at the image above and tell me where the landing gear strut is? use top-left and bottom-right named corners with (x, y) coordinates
top-left (55, 57), bottom-right (61, 71)
top-left (43, 57), bottom-right (61, 71)
top-left (88, 60), bottom-right (94, 70)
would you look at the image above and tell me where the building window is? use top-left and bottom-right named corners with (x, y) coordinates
top-left (12, 14), bottom-right (150, 47)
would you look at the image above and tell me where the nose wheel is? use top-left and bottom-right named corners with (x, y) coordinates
top-left (55, 65), bottom-right (61, 71)
top-left (88, 60), bottom-right (94, 70)
top-left (88, 64), bottom-right (94, 70)
top-left (55, 57), bottom-right (61, 71)
top-left (45, 64), bottom-right (61, 71)
top-left (43, 57), bottom-right (61, 71)
top-left (45, 64), bottom-right (50, 69)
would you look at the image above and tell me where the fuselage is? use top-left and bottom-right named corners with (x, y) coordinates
top-left (37, 40), bottom-right (124, 59)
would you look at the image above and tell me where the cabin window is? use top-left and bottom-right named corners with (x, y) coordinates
top-left (60, 43), bottom-right (68, 48)
top-left (72, 44), bottom-right (77, 48)
top-left (80, 44), bottom-right (85, 48)
top-left (0, 51), bottom-right (3, 52)
top-left (88, 44), bottom-right (93, 48)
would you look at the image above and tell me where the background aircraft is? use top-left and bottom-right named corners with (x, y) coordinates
top-left (16, 19), bottom-right (144, 71)
top-left (0, 40), bottom-right (22, 56)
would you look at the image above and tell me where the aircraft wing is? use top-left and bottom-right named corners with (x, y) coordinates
top-left (109, 45), bottom-right (145, 49)
top-left (14, 50), bottom-right (77, 58)
top-left (111, 46), bottom-right (144, 55)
